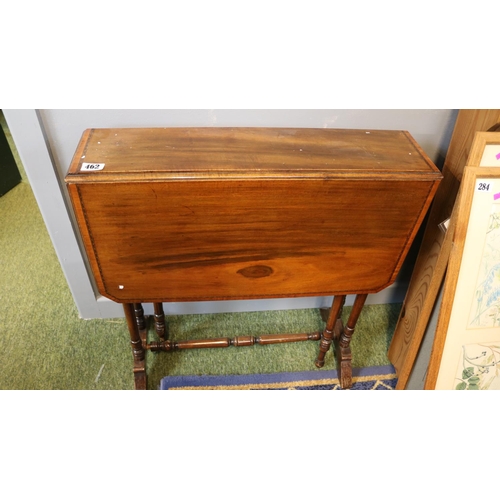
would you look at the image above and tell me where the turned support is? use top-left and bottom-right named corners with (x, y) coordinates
top-left (315, 295), bottom-right (346, 368)
top-left (153, 302), bottom-right (167, 340)
top-left (133, 302), bottom-right (146, 332)
top-left (335, 293), bottom-right (368, 389)
top-left (148, 332), bottom-right (321, 352)
top-left (124, 303), bottom-right (146, 390)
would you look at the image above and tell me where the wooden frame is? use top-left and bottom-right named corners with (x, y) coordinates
top-left (468, 132), bottom-right (500, 167)
top-left (426, 164), bottom-right (500, 389)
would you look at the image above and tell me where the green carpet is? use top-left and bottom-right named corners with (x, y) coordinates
top-left (0, 112), bottom-right (401, 390)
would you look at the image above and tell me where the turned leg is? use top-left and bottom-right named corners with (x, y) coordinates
top-left (124, 303), bottom-right (147, 390)
top-left (153, 302), bottom-right (167, 340)
top-left (315, 295), bottom-right (346, 368)
top-left (335, 294), bottom-right (368, 389)
top-left (133, 302), bottom-right (147, 345)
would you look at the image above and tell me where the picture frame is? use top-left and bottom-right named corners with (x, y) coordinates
top-left (467, 131), bottom-right (500, 167)
top-left (425, 162), bottom-right (500, 389)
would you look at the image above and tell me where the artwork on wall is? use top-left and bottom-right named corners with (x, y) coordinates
top-left (426, 156), bottom-right (500, 389)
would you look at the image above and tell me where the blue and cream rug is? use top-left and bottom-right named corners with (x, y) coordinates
top-left (159, 365), bottom-right (397, 390)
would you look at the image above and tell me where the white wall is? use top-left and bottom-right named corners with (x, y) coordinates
top-left (4, 109), bottom-right (458, 318)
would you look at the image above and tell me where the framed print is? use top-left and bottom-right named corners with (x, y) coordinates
top-left (426, 166), bottom-right (500, 389)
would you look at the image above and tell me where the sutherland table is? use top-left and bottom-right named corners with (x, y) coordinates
top-left (65, 127), bottom-right (442, 390)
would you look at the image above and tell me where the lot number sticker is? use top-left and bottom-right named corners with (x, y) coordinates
top-left (81, 163), bottom-right (105, 171)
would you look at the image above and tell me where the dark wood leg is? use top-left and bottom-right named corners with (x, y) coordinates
top-left (124, 303), bottom-right (146, 390)
top-left (153, 302), bottom-right (167, 340)
top-left (133, 302), bottom-right (147, 345)
top-left (335, 294), bottom-right (368, 389)
top-left (315, 295), bottom-right (346, 368)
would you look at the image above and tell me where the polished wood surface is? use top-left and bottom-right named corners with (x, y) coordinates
top-left (67, 127), bottom-right (439, 180)
top-left (66, 128), bottom-right (440, 304)
top-left (388, 110), bottom-right (500, 389)
top-left (68, 178), bottom-right (437, 303)
top-left (65, 127), bottom-right (442, 389)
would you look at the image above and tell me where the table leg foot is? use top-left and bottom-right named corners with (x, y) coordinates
top-left (133, 361), bottom-right (147, 390)
top-left (334, 294), bottom-right (367, 389)
top-left (336, 344), bottom-right (353, 389)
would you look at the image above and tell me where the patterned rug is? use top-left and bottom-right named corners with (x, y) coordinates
top-left (159, 365), bottom-right (397, 390)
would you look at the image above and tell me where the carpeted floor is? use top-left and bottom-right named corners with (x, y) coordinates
top-left (0, 112), bottom-right (401, 390)
top-left (159, 365), bottom-right (398, 390)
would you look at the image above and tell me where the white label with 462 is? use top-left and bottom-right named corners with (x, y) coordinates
top-left (81, 163), bottom-right (105, 171)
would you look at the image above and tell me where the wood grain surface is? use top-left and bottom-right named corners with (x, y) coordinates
top-left (66, 127), bottom-right (441, 303)
top-left (67, 127), bottom-right (439, 180)
top-left (387, 110), bottom-right (500, 389)
top-left (68, 178), bottom-right (437, 302)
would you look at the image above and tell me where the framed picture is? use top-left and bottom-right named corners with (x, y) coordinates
top-left (425, 165), bottom-right (500, 389)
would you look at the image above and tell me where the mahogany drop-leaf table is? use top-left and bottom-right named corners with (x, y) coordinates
top-left (65, 127), bottom-right (442, 389)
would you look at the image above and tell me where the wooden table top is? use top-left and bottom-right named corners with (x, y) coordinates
top-left (67, 127), bottom-right (441, 182)
top-left (65, 127), bottom-right (442, 303)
